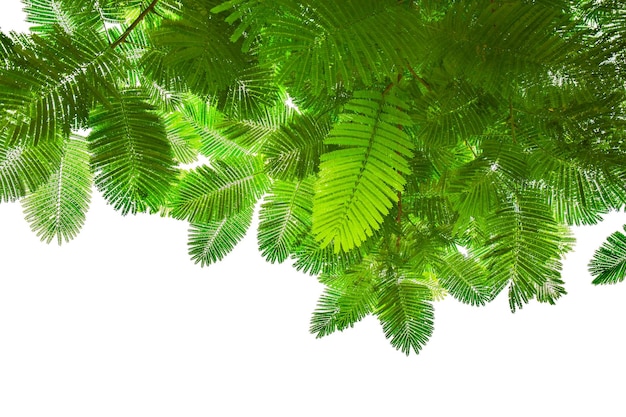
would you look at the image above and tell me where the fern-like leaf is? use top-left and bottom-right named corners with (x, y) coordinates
top-left (291, 234), bottom-right (363, 276)
top-left (310, 265), bottom-right (379, 338)
top-left (376, 278), bottom-right (434, 356)
top-left (147, 1), bottom-right (247, 96)
top-left (263, 114), bottom-right (329, 181)
top-left (0, 28), bottom-right (123, 145)
top-left (589, 225), bottom-right (626, 285)
top-left (169, 156), bottom-right (269, 224)
top-left (482, 190), bottom-right (569, 312)
top-left (21, 134), bottom-right (92, 244)
top-left (313, 90), bottom-right (414, 252)
top-left (258, 177), bottom-right (314, 263)
top-left (217, 0), bottom-right (424, 93)
top-left (24, 0), bottom-right (102, 36)
top-left (0, 134), bottom-right (62, 202)
top-left (435, 250), bottom-right (491, 306)
top-left (188, 205), bottom-right (254, 267)
top-left (89, 89), bottom-right (177, 215)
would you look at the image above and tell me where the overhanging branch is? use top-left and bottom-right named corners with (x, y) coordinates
top-left (111, 0), bottom-right (160, 49)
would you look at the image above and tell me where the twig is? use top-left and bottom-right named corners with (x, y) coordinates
top-left (509, 95), bottom-right (517, 143)
top-left (111, 0), bottom-right (160, 49)
top-left (407, 64), bottom-right (432, 92)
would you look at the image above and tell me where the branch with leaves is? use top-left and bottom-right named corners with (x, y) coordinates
top-left (2, 0), bottom-right (626, 355)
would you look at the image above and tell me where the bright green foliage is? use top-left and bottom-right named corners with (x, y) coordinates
top-left (258, 177), bottom-right (314, 263)
top-left (313, 90), bottom-right (414, 252)
top-left (188, 205), bottom-right (254, 266)
top-left (89, 90), bottom-right (178, 215)
top-left (22, 134), bottom-right (92, 244)
top-left (2, 0), bottom-right (626, 355)
top-left (310, 262), bottom-right (379, 338)
top-left (376, 278), bottom-right (434, 355)
top-left (0, 135), bottom-right (62, 202)
top-left (169, 157), bottom-right (269, 223)
top-left (589, 226), bottom-right (626, 285)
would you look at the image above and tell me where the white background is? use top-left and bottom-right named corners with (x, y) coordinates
top-left (2, 2), bottom-right (626, 416)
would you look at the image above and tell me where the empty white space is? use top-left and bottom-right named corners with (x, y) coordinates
top-left (1, 3), bottom-right (626, 416)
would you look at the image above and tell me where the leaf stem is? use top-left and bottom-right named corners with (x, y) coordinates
top-left (407, 65), bottom-right (431, 92)
top-left (111, 0), bottom-right (160, 49)
top-left (509, 95), bottom-right (517, 144)
top-left (396, 191), bottom-right (402, 250)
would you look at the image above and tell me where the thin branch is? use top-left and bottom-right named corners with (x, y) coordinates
top-left (407, 64), bottom-right (432, 92)
top-left (111, 0), bottom-right (159, 49)
top-left (464, 138), bottom-right (478, 158)
top-left (383, 73), bottom-right (404, 95)
top-left (396, 191), bottom-right (402, 250)
top-left (509, 95), bottom-right (517, 144)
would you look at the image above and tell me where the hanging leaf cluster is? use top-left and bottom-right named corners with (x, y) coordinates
top-left (2, 0), bottom-right (626, 355)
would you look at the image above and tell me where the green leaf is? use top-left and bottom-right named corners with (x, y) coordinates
top-left (181, 96), bottom-right (251, 160)
top-left (258, 177), bottom-right (314, 264)
top-left (24, 0), bottom-right (103, 36)
top-left (188, 205), bottom-right (254, 267)
top-left (21, 134), bottom-right (92, 244)
top-left (481, 191), bottom-right (571, 312)
top-left (147, 1), bottom-right (247, 95)
top-left (169, 157), bottom-right (269, 224)
top-left (434, 250), bottom-right (491, 306)
top-left (222, 0), bottom-right (424, 93)
top-left (589, 225), bottom-right (626, 285)
top-left (0, 28), bottom-right (123, 145)
top-left (310, 265), bottom-right (379, 338)
top-left (291, 234), bottom-right (363, 276)
top-left (89, 89), bottom-right (177, 215)
top-left (376, 278), bottom-right (434, 356)
top-left (0, 134), bottom-right (62, 202)
top-left (313, 90), bottom-right (414, 252)
top-left (263, 114), bottom-right (329, 181)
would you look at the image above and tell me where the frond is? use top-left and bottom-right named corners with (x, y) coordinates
top-left (291, 234), bottom-right (363, 276)
top-left (527, 138), bottom-right (626, 226)
top-left (184, 96), bottom-right (251, 160)
top-left (23, 0), bottom-right (106, 36)
top-left (169, 156), bottom-right (269, 224)
top-left (0, 28), bottom-right (124, 145)
top-left (534, 267), bottom-right (568, 304)
top-left (215, 0), bottom-right (424, 94)
top-left (424, 1), bottom-right (583, 95)
top-left (146, 1), bottom-right (247, 96)
top-left (162, 95), bottom-right (257, 165)
top-left (257, 176), bottom-right (314, 263)
top-left (447, 158), bottom-right (506, 221)
top-left (216, 104), bottom-right (293, 154)
top-left (0, 134), bottom-right (62, 202)
top-left (89, 89), bottom-right (177, 214)
top-left (312, 89), bottom-right (414, 252)
top-left (263, 114), bottom-right (329, 181)
top-left (21, 133), bottom-right (92, 244)
top-left (481, 190), bottom-right (571, 312)
top-left (217, 65), bottom-right (281, 120)
top-left (188, 204), bottom-right (254, 267)
top-left (448, 133), bottom-right (530, 227)
top-left (310, 264), bottom-right (378, 338)
top-left (589, 225), bottom-right (626, 285)
top-left (161, 109), bottom-right (201, 165)
top-left (375, 278), bottom-right (434, 356)
top-left (411, 81), bottom-right (497, 149)
top-left (434, 250), bottom-right (491, 306)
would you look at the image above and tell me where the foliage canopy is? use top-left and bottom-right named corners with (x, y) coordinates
top-left (2, 0), bottom-right (626, 355)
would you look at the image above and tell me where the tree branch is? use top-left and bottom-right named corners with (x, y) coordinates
top-left (111, 0), bottom-right (160, 49)
top-left (509, 96), bottom-right (517, 144)
top-left (407, 65), bottom-right (431, 92)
